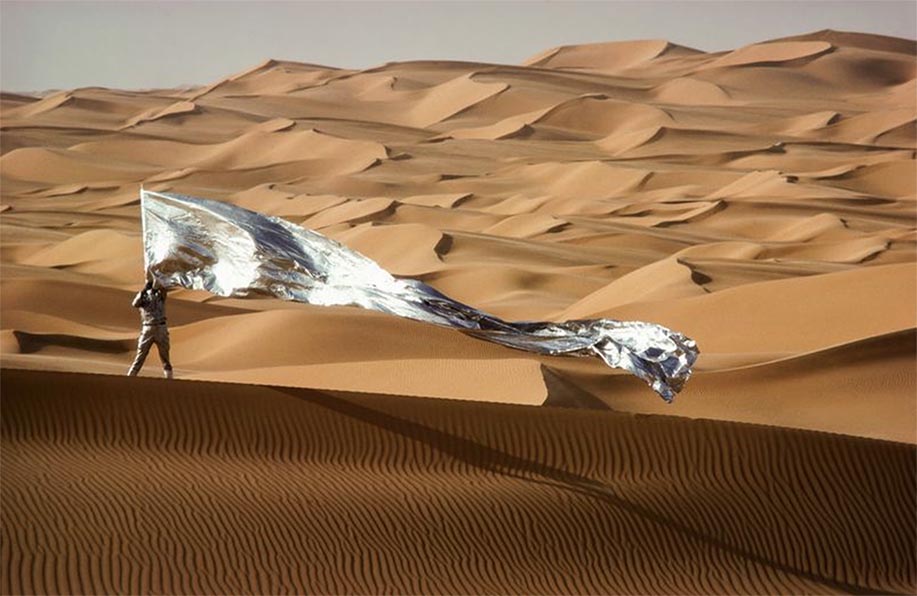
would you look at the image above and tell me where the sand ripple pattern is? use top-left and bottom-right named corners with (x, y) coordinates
top-left (2, 369), bottom-right (915, 595)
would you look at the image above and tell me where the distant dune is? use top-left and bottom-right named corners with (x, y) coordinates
top-left (2, 30), bottom-right (915, 593)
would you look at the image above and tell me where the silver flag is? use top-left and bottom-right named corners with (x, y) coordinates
top-left (141, 190), bottom-right (699, 401)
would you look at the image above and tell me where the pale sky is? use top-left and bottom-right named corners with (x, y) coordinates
top-left (2, 1), bottom-right (915, 92)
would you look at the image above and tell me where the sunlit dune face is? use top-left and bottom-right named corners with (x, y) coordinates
top-left (1, 31), bottom-right (914, 437)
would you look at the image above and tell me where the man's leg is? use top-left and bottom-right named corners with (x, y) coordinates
top-left (127, 327), bottom-right (155, 376)
top-left (154, 326), bottom-right (173, 379)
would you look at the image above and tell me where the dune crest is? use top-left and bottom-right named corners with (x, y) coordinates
top-left (122, 100), bottom-right (198, 128)
top-left (524, 39), bottom-right (698, 72)
top-left (703, 41), bottom-right (834, 69)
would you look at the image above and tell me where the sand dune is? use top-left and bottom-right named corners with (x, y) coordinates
top-left (526, 96), bottom-right (673, 138)
top-left (524, 39), bottom-right (700, 72)
top-left (703, 41), bottom-right (834, 69)
top-left (70, 128), bottom-right (390, 172)
top-left (2, 369), bottom-right (914, 594)
top-left (651, 76), bottom-right (733, 105)
top-left (2, 30), bottom-right (915, 593)
top-left (122, 100), bottom-right (199, 128)
top-left (332, 222), bottom-right (447, 274)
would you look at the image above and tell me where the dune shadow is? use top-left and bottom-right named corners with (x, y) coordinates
top-left (280, 386), bottom-right (890, 595)
top-left (12, 330), bottom-right (132, 355)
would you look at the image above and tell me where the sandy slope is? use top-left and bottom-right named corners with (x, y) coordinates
top-left (2, 369), bottom-right (915, 594)
top-left (1, 30), bottom-right (915, 593)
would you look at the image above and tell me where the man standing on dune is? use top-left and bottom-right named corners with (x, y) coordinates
top-left (127, 279), bottom-right (173, 379)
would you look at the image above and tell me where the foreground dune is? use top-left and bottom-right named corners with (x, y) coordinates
top-left (2, 369), bottom-right (914, 594)
top-left (2, 29), bottom-right (915, 594)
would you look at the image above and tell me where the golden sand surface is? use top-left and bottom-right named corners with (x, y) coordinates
top-left (2, 31), bottom-right (915, 593)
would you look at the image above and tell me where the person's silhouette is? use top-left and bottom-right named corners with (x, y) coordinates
top-left (127, 280), bottom-right (173, 378)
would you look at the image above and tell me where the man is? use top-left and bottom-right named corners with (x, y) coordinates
top-left (127, 279), bottom-right (173, 378)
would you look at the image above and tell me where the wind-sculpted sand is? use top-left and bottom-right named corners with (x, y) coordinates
top-left (2, 30), bottom-right (915, 593)
top-left (3, 369), bottom-right (915, 594)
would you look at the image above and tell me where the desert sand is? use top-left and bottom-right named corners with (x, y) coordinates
top-left (1, 30), bottom-right (915, 593)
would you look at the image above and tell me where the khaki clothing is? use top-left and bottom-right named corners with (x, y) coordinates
top-left (132, 288), bottom-right (167, 326)
top-left (127, 288), bottom-right (172, 378)
top-left (128, 324), bottom-right (172, 377)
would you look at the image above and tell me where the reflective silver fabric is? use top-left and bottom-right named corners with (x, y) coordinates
top-left (141, 190), bottom-right (699, 401)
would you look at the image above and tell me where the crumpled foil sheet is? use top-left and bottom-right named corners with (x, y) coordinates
top-left (141, 190), bottom-right (699, 401)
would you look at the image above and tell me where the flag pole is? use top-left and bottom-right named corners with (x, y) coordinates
top-left (140, 184), bottom-right (149, 278)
